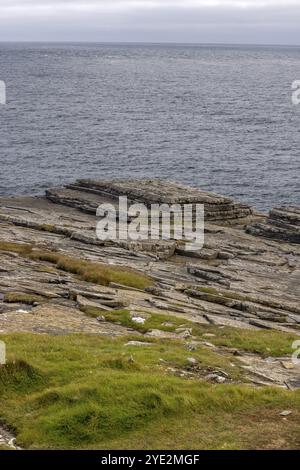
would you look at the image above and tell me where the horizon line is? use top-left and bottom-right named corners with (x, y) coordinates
top-left (0, 40), bottom-right (300, 48)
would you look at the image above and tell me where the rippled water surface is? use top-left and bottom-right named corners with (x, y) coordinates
top-left (0, 43), bottom-right (300, 210)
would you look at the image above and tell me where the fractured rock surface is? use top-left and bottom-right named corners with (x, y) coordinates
top-left (247, 206), bottom-right (300, 244)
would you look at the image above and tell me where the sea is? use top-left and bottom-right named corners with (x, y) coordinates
top-left (0, 42), bottom-right (300, 211)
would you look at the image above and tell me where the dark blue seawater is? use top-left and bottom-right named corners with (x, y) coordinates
top-left (0, 42), bottom-right (300, 211)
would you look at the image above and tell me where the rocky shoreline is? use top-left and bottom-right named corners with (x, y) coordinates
top-left (0, 179), bottom-right (299, 391)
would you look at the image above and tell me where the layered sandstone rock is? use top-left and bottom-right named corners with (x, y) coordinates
top-left (0, 181), bottom-right (299, 341)
top-left (46, 178), bottom-right (253, 223)
top-left (247, 206), bottom-right (300, 244)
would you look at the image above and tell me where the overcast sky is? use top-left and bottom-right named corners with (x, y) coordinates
top-left (0, 0), bottom-right (300, 44)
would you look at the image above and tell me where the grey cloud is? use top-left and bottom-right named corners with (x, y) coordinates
top-left (0, 0), bottom-right (300, 44)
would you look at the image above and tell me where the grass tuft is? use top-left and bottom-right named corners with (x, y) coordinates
top-left (0, 242), bottom-right (32, 255)
top-left (4, 292), bottom-right (45, 305)
top-left (0, 360), bottom-right (45, 391)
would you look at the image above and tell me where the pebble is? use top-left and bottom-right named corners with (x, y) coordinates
top-left (176, 327), bottom-right (192, 334)
top-left (125, 341), bottom-right (153, 347)
top-left (187, 357), bottom-right (198, 366)
top-left (131, 316), bottom-right (146, 324)
top-left (205, 373), bottom-right (226, 383)
top-left (281, 362), bottom-right (295, 370)
top-left (96, 316), bottom-right (106, 322)
top-left (158, 358), bottom-right (167, 364)
top-left (280, 410), bottom-right (292, 417)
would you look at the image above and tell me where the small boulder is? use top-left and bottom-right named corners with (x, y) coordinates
top-left (205, 373), bottom-right (226, 384)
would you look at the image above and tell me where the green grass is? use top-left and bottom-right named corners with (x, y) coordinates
top-left (82, 307), bottom-right (149, 331)
top-left (0, 333), bottom-right (299, 450)
top-left (0, 241), bottom-right (299, 449)
top-left (205, 327), bottom-right (299, 357)
top-left (81, 307), bottom-right (299, 358)
top-left (4, 292), bottom-right (45, 305)
top-left (0, 242), bottom-right (153, 290)
top-left (82, 308), bottom-right (194, 336)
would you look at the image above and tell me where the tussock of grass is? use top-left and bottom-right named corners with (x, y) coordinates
top-left (4, 292), bottom-right (45, 305)
top-left (0, 334), bottom-right (299, 450)
top-left (0, 360), bottom-right (45, 390)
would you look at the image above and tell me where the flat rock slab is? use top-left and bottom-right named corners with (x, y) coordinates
top-left (0, 304), bottom-right (131, 336)
top-left (239, 355), bottom-right (300, 389)
top-left (72, 178), bottom-right (234, 205)
top-left (50, 178), bottom-right (253, 222)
